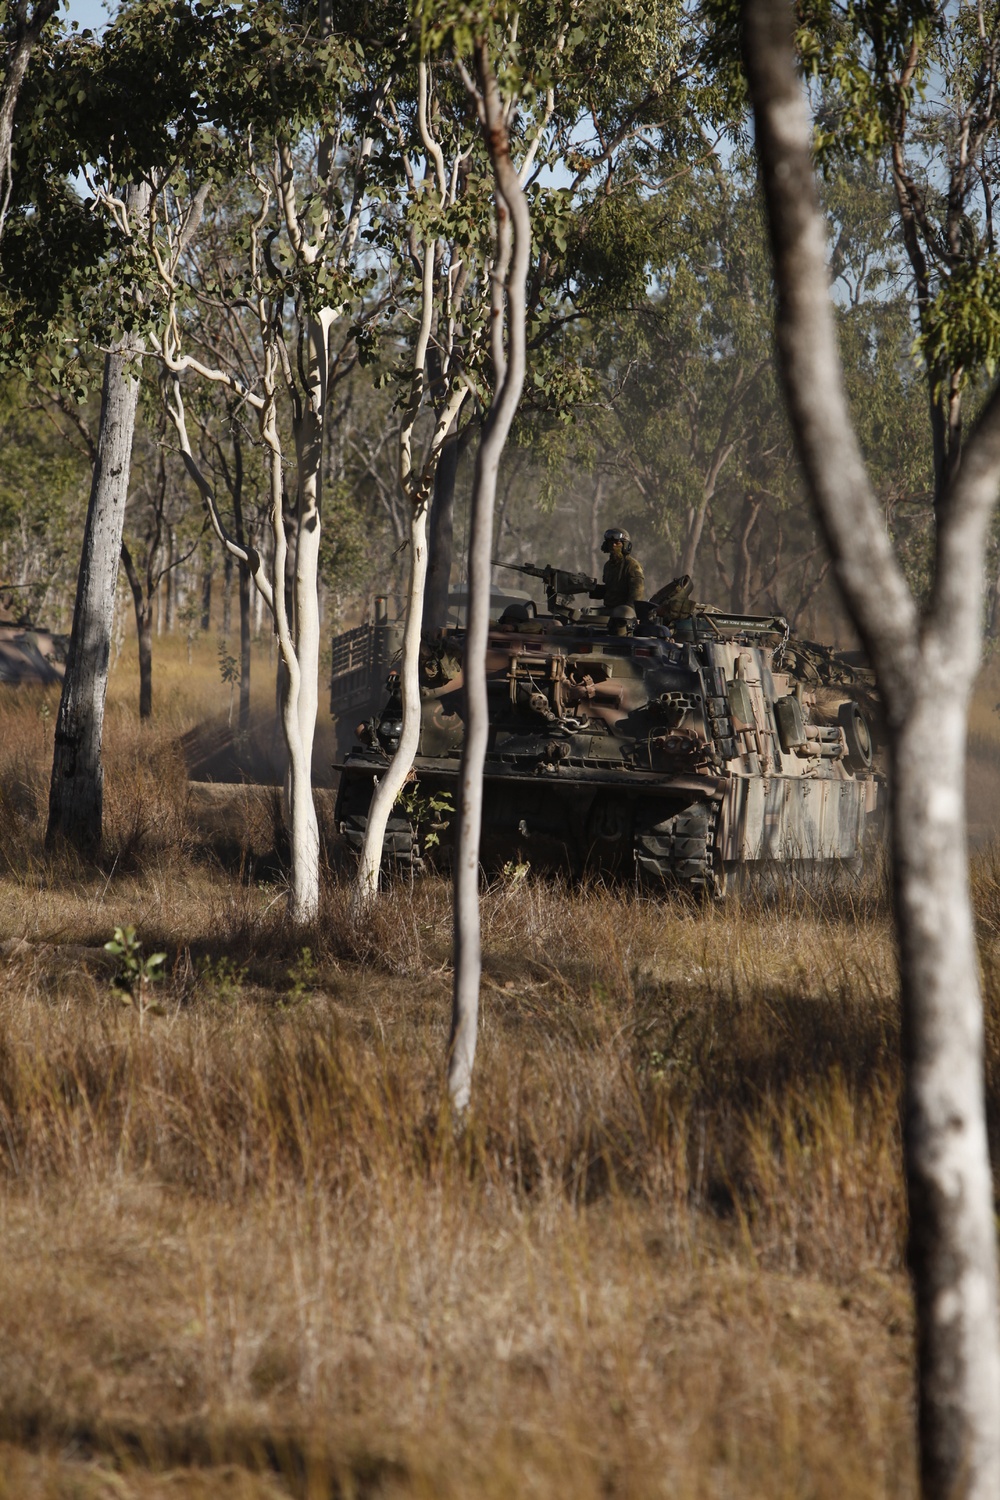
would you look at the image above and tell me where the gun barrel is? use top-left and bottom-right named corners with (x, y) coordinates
top-left (492, 559), bottom-right (547, 579)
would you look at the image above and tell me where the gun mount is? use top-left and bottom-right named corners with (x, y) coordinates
top-left (493, 559), bottom-right (599, 615)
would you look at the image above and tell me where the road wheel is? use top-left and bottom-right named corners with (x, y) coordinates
top-left (337, 772), bottom-right (422, 873)
top-left (838, 701), bottom-right (873, 773)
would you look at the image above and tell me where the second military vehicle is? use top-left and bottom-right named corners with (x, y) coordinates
top-left (334, 565), bottom-right (883, 894)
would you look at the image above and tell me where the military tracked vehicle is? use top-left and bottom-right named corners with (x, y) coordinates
top-left (334, 566), bottom-right (884, 894)
top-left (0, 611), bottom-right (67, 686)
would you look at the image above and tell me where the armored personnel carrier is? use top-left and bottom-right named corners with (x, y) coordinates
top-left (334, 567), bottom-right (883, 894)
top-left (0, 610), bottom-right (67, 686)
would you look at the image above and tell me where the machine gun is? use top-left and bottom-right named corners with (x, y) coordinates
top-left (493, 559), bottom-right (599, 614)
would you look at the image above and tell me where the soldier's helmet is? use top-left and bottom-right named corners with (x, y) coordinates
top-left (607, 605), bottom-right (637, 637)
top-left (601, 527), bottom-right (632, 556)
top-left (499, 602), bottom-right (531, 626)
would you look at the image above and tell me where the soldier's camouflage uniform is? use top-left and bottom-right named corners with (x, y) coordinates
top-left (603, 553), bottom-right (645, 610)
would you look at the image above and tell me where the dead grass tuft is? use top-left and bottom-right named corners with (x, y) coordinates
top-left (102, 717), bottom-right (194, 872)
top-left (0, 685), bottom-right (60, 875)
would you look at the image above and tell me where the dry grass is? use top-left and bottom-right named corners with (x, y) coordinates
top-left (2, 642), bottom-right (1000, 1498)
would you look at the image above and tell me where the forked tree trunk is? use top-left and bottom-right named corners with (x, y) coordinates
top-left (46, 181), bottom-right (151, 857)
top-left (448, 42), bottom-right (532, 1112)
top-left (742, 4), bottom-right (1000, 1494)
top-left (351, 220), bottom-right (466, 911)
top-left (166, 359), bottom-right (320, 924)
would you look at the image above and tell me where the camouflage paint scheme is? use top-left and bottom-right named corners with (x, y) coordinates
top-left (0, 621), bottom-right (66, 686)
top-left (334, 598), bottom-right (883, 893)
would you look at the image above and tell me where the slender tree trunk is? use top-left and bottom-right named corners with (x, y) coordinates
top-left (351, 219), bottom-right (466, 906)
top-left (928, 368), bottom-right (965, 516)
top-left (274, 507), bottom-right (296, 743)
top-left (165, 525), bottom-right (176, 633)
top-left (589, 472), bottom-right (605, 578)
top-left (229, 435), bottom-right (251, 730)
top-left (679, 441), bottom-right (736, 579)
top-left (730, 491), bottom-right (762, 614)
top-left (120, 540), bottom-right (153, 720)
top-left (136, 607), bottom-right (152, 720)
top-left (742, 6), bottom-right (1000, 1495)
top-left (222, 551), bottom-right (233, 636)
top-left (252, 533), bottom-right (266, 639)
top-left (946, 373), bottom-right (963, 497)
top-left (678, 498), bottom-right (709, 579)
top-left (200, 553), bottom-right (212, 632)
top-left (893, 685), bottom-right (1000, 1498)
top-left (988, 550), bottom-right (1000, 640)
top-left (423, 421), bottom-right (459, 633)
top-left (449, 42), bottom-right (531, 1112)
top-left (238, 562), bottom-right (251, 732)
top-left (280, 310), bottom-right (334, 925)
top-left (292, 485), bottom-right (321, 918)
top-left (46, 182), bottom-right (151, 857)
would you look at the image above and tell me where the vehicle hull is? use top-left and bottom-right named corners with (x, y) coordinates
top-left (335, 603), bottom-right (884, 893)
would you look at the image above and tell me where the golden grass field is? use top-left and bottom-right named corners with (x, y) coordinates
top-left (3, 632), bottom-right (1000, 1498)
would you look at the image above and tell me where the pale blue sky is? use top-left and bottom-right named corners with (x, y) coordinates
top-left (64, 0), bottom-right (112, 32)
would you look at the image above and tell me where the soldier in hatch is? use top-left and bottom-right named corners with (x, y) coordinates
top-left (591, 527), bottom-right (645, 610)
